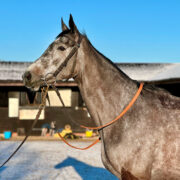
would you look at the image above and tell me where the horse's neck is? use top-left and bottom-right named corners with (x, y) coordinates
top-left (75, 38), bottom-right (137, 126)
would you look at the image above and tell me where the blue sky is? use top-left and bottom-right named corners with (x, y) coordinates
top-left (0, 0), bottom-right (179, 63)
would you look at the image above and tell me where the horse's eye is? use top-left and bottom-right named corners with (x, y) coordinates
top-left (58, 46), bottom-right (66, 51)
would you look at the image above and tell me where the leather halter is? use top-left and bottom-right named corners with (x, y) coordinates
top-left (42, 34), bottom-right (82, 85)
top-left (54, 35), bottom-right (81, 77)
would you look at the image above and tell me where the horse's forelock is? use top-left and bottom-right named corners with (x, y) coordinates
top-left (56, 30), bottom-right (71, 39)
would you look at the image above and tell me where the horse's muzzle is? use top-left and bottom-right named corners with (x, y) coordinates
top-left (22, 71), bottom-right (33, 87)
top-left (23, 71), bottom-right (32, 81)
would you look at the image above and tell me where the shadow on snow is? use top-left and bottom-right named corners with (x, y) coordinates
top-left (0, 166), bottom-right (7, 174)
top-left (54, 156), bottom-right (118, 180)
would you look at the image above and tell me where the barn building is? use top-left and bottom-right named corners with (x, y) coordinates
top-left (119, 63), bottom-right (180, 97)
top-left (0, 61), bottom-right (180, 135)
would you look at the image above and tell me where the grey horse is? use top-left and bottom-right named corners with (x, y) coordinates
top-left (23, 15), bottom-right (180, 180)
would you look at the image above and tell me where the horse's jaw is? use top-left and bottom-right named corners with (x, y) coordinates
top-left (29, 86), bottom-right (40, 92)
top-left (23, 78), bottom-right (41, 92)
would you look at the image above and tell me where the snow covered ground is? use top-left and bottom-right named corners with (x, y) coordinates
top-left (0, 141), bottom-right (118, 180)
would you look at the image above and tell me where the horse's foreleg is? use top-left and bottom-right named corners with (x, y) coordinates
top-left (121, 168), bottom-right (140, 180)
top-left (101, 140), bottom-right (122, 179)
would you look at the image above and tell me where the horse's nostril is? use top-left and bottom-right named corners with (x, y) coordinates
top-left (24, 71), bottom-right (32, 81)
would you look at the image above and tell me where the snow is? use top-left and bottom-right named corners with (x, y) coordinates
top-left (119, 63), bottom-right (180, 81)
top-left (0, 141), bottom-right (118, 180)
top-left (151, 63), bottom-right (180, 81)
top-left (1, 61), bottom-right (180, 82)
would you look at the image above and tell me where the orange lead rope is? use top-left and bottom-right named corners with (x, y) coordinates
top-left (81, 83), bottom-right (144, 130)
top-left (58, 83), bottom-right (144, 150)
top-left (58, 132), bottom-right (100, 150)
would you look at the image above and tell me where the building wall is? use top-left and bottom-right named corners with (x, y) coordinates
top-left (0, 107), bottom-right (95, 135)
top-left (0, 82), bottom-right (180, 135)
top-left (0, 86), bottom-right (96, 135)
top-left (0, 107), bottom-right (17, 132)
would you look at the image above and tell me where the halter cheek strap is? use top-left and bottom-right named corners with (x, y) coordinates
top-left (53, 35), bottom-right (82, 78)
top-left (41, 35), bottom-right (82, 85)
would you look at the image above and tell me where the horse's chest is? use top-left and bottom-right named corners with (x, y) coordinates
top-left (101, 136), bottom-right (154, 180)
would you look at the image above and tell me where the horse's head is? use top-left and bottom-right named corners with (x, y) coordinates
top-left (23, 15), bottom-right (81, 91)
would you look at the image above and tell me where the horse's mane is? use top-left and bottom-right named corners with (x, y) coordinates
top-left (56, 30), bottom-right (71, 39)
top-left (83, 34), bottom-right (180, 110)
top-left (83, 34), bottom-right (139, 84)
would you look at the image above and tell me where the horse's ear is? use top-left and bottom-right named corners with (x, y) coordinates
top-left (69, 14), bottom-right (79, 34)
top-left (61, 18), bottom-right (69, 31)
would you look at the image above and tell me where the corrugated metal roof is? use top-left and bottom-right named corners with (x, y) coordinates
top-left (0, 61), bottom-right (179, 82)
